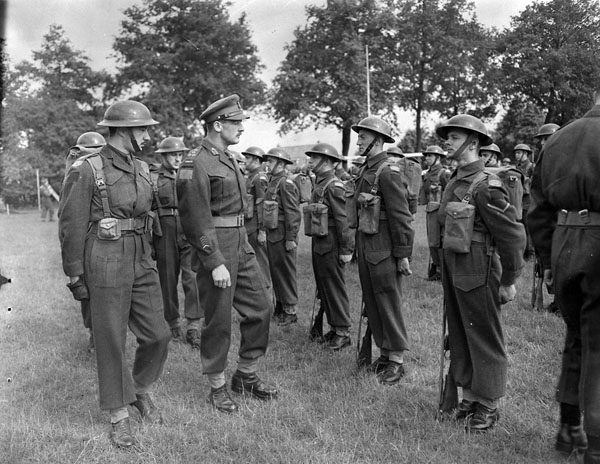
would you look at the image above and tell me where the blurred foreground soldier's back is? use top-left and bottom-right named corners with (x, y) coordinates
top-left (529, 91), bottom-right (600, 463)
top-left (59, 100), bottom-right (170, 448)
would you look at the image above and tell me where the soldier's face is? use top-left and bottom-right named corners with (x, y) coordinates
top-left (514, 150), bottom-right (528, 162)
top-left (356, 129), bottom-right (377, 155)
top-left (130, 127), bottom-right (150, 150)
top-left (307, 154), bottom-right (325, 174)
top-left (219, 120), bottom-right (244, 145)
top-left (424, 154), bottom-right (436, 167)
top-left (444, 129), bottom-right (472, 159)
top-left (163, 152), bottom-right (183, 171)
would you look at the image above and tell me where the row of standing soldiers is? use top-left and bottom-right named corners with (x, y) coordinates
top-left (58, 93), bottom-right (595, 464)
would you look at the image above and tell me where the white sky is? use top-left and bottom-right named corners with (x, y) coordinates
top-left (4, 0), bottom-right (534, 151)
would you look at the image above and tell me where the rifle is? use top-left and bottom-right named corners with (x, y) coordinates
top-left (531, 255), bottom-right (544, 311)
top-left (437, 307), bottom-right (458, 419)
top-left (308, 289), bottom-right (324, 341)
top-left (356, 301), bottom-right (371, 368)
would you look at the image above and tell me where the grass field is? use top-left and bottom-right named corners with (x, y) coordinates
top-left (0, 208), bottom-right (575, 463)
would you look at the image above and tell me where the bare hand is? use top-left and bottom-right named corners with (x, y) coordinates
top-left (285, 240), bottom-right (297, 252)
top-left (543, 268), bottom-right (553, 288)
top-left (397, 257), bottom-right (412, 276)
top-left (212, 264), bottom-right (231, 288)
top-left (257, 230), bottom-right (267, 246)
top-left (499, 284), bottom-right (516, 304)
top-left (339, 254), bottom-right (353, 265)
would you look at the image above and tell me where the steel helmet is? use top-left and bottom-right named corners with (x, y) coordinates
top-left (241, 146), bottom-right (266, 160)
top-left (422, 145), bottom-right (446, 157)
top-left (513, 143), bottom-right (532, 153)
top-left (305, 143), bottom-right (344, 161)
top-left (351, 116), bottom-right (395, 144)
top-left (534, 123), bottom-right (560, 139)
top-left (265, 147), bottom-right (293, 165)
top-left (76, 132), bottom-right (106, 149)
top-left (98, 100), bottom-right (159, 127)
top-left (435, 114), bottom-right (493, 146)
top-left (480, 143), bottom-right (502, 156)
top-left (387, 146), bottom-right (404, 156)
top-left (155, 137), bottom-right (189, 154)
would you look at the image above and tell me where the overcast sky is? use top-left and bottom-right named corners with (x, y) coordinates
top-left (4, 0), bottom-right (533, 150)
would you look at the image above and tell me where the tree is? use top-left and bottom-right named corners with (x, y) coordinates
top-left (111, 0), bottom-right (266, 140)
top-left (271, 0), bottom-right (397, 158)
top-left (378, 0), bottom-right (500, 150)
top-left (498, 0), bottom-right (600, 125)
top-left (1, 25), bottom-right (107, 205)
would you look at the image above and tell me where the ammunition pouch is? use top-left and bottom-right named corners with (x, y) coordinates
top-left (426, 201), bottom-right (441, 248)
top-left (263, 200), bottom-right (279, 230)
top-left (357, 192), bottom-right (381, 235)
top-left (95, 215), bottom-right (152, 240)
top-left (443, 202), bottom-right (475, 253)
top-left (303, 203), bottom-right (329, 237)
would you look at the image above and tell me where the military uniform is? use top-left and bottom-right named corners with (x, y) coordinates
top-left (176, 139), bottom-right (272, 374)
top-left (59, 145), bottom-right (170, 411)
top-left (516, 157), bottom-right (534, 257)
top-left (353, 151), bottom-right (414, 356)
top-left (39, 182), bottom-right (57, 221)
top-left (152, 164), bottom-right (202, 329)
top-left (529, 104), bottom-right (600, 458)
top-left (265, 170), bottom-right (301, 316)
top-left (244, 165), bottom-right (272, 293)
top-left (310, 171), bottom-right (354, 337)
top-left (439, 158), bottom-right (525, 402)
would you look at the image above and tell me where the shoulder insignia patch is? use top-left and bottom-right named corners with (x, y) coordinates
top-left (179, 169), bottom-right (193, 180)
top-left (489, 179), bottom-right (503, 188)
top-left (72, 159), bottom-right (84, 168)
top-left (389, 165), bottom-right (400, 172)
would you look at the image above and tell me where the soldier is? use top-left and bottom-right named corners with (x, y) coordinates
top-left (534, 123), bottom-right (560, 150)
top-left (293, 164), bottom-right (314, 203)
top-left (514, 143), bottom-right (535, 260)
top-left (436, 114), bottom-right (526, 433)
top-left (176, 94), bottom-right (277, 414)
top-left (39, 177), bottom-right (58, 221)
top-left (419, 145), bottom-right (450, 281)
top-left (528, 93), bottom-right (599, 463)
top-left (58, 100), bottom-right (170, 448)
top-left (62, 131), bottom-right (106, 354)
top-left (65, 132), bottom-right (106, 173)
top-left (242, 146), bottom-right (272, 297)
top-left (305, 143), bottom-right (354, 350)
top-left (501, 157), bottom-right (512, 167)
top-left (350, 116), bottom-right (414, 385)
top-left (479, 143), bottom-right (502, 168)
top-left (263, 148), bottom-right (302, 326)
top-left (151, 137), bottom-right (202, 347)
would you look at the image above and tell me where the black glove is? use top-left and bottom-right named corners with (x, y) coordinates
top-left (67, 278), bottom-right (89, 301)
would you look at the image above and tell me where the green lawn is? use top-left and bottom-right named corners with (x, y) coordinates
top-left (0, 209), bottom-right (573, 463)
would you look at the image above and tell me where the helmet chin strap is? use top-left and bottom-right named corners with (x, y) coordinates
top-left (450, 132), bottom-right (476, 161)
top-left (128, 128), bottom-right (142, 153)
top-left (311, 157), bottom-right (327, 174)
top-left (362, 137), bottom-right (378, 158)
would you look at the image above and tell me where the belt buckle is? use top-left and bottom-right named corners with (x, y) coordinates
top-left (579, 209), bottom-right (590, 224)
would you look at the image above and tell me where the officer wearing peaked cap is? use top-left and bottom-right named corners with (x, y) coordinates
top-left (350, 116), bottom-right (415, 385)
top-left (242, 146), bottom-right (273, 300)
top-left (59, 100), bottom-right (170, 448)
top-left (436, 114), bottom-right (526, 432)
top-left (263, 147), bottom-right (302, 326)
top-left (176, 94), bottom-right (277, 414)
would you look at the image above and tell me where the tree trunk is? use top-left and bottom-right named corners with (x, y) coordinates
top-left (341, 123), bottom-right (352, 159)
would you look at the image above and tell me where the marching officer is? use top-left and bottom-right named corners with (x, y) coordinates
top-left (529, 92), bottom-right (600, 463)
top-left (65, 132), bottom-right (106, 173)
top-left (62, 131), bottom-right (107, 354)
top-left (514, 143), bottom-right (535, 260)
top-left (263, 148), bottom-right (302, 326)
top-left (151, 137), bottom-right (202, 347)
top-left (242, 146), bottom-right (273, 296)
top-left (420, 145), bottom-right (450, 281)
top-left (305, 143), bottom-right (355, 350)
top-left (350, 116), bottom-right (414, 385)
top-left (176, 94), bottom-right (277, 414)
top-left (58, 100), bottom-right (170, 448)
top-left (436, 114), bottom-right (526, 433)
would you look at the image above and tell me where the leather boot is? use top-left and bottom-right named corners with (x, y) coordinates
top-left (208, 385), bottom-right (239, 413)
top-left (132, 393), bottom-right (164, 424)
top-left (556, 423), bottom-right (588, 454)
top-left (231, 370), bottom-right (278, 400)
top-left (110, 417), bottom-right (134, 448)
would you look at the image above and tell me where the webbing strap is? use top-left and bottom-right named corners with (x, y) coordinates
top-left (86, 155), bottom-right (112, 218)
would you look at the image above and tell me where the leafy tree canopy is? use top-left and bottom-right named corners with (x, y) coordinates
top-left (111, 0), bottom-right (266, 139)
